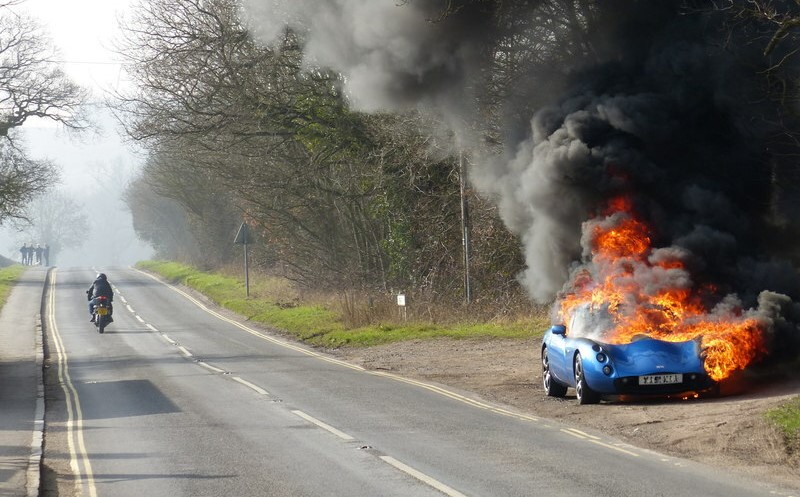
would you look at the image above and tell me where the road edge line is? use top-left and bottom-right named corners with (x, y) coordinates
top-left (26, 267), bottom-right (51, 497)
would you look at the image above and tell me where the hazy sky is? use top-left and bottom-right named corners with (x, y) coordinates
top-left (18, 0), bottom-right (137, 167)
top-left (19, 0), bottom-right (138, 189)
top-left (22, 0), bottom-right (132, 91)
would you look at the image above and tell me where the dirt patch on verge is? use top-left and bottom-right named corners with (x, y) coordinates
top-left (333, 337), bottom-right (800, 490)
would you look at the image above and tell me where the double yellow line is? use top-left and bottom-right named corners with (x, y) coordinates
top-left (45, 269), bottom-right (97, 497)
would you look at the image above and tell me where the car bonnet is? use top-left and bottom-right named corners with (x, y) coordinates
top-left (600, 337), bottom-right (705, 376)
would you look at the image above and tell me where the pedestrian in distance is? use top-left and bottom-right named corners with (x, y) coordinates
top-left (34, 244), bottom-right (43, 265)
top-left (43, 244), bottom-right (49, 266)
top-left (19, 243), bottom-right (28, 265)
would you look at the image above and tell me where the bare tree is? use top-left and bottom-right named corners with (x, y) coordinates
top-left (115, 0), bottom-right (384, 283)
top-left (130, 149), bottom-right (240, 266)
top-left (114, 0), bottom-right (532, 302)
top-left (0, 4), bottom-right (88, 225)
top-left (123, 173), bottom-right (202, 261)
top-left (0, 8), bottom-right (88, 137)
top-left (0, 139), bottom-right (55, 221)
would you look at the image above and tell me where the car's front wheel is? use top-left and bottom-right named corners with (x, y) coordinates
top-left (542, 347), bottom-right (567, 397)
top-left (574, 352), bottom-right (601, 404)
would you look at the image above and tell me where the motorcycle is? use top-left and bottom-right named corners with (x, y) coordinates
top-left (91, 295), bottom-right (113, 334)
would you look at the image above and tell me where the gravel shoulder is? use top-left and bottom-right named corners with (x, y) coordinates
top-left (332, 337), bottom-right (800, 491)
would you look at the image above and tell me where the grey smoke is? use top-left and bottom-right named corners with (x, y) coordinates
top-left (240, 1), bottom-right (800, 360)
top-left (241, 0), bottom-right (490, 119)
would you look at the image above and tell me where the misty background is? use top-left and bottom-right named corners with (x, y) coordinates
top-left (0, 113), bottom-right (152, 266)
top-left (0, 0), bottom-right (152, 267)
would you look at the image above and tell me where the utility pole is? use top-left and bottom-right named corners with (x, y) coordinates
top-left (459, 151), bottom-right (472, 304)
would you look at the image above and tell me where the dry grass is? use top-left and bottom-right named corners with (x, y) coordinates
top-left (334, 288), bottom-right (548, 329)
top-left (217, 263), bottom-right (549, 329)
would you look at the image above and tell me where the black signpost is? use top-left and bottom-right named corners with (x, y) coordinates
top-left (234, 222), bottom-right (250, 297)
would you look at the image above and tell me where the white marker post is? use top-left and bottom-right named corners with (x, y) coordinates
top-left (397, 293), bottom-right (407, 321)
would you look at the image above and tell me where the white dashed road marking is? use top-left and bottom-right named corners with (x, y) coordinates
top-left (292, 410), bottom-right (354, 441)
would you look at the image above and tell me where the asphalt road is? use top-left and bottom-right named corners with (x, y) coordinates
top-left (38, 267), bottom-right (797, 497)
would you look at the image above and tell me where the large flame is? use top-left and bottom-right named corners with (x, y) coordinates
top-left (558, 195), bottom-right (765, 381)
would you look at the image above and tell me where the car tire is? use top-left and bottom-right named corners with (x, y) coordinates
top-left (574, 352), bottom-right (601, 404)
top-left (542, 347), bottom-right (567, 397)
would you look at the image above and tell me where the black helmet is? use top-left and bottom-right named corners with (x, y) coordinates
top-left (97, 273), bottom-right (107, 280)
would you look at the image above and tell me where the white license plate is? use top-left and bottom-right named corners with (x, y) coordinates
top-left (638, 373), bottom-right (682, 385)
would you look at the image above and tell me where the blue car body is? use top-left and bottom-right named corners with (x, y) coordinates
top-left (542, 324), bottom-right (715, 403)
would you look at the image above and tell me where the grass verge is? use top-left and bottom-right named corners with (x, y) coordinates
top-left (0, 264), bottom-right (26, 310)
top-left (765, 396), bottom-right (800, 454)
top-left (136, 260), bottom-right (548, 348)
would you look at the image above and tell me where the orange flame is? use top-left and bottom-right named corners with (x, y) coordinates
top-left (558, 195), bottom-right (765, 381)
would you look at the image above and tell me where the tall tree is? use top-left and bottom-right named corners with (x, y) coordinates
top-left (124, 174), bottom-right (202, 262)
top-left (116, 0), bottom-right (386, 286)
top-left (117, 0), bottom-right (528, 302)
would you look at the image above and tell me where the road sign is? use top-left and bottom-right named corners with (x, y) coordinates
top-left (234, 222), bottom-right (250, 245)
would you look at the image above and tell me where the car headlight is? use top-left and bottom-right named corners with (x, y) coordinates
top-left (602, 365), bottom-right (613, 375)
top-left (596, 352), bottom-right (607, 363)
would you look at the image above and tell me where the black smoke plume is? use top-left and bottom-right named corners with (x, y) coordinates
top-left (242, 0), bottom-right (800, 362)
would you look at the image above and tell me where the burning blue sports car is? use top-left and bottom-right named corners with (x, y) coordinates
top-left (541, 324), bottom-right (716, 404)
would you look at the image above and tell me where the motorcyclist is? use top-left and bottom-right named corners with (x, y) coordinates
top-left (87, 273), bottom-right (114, 322)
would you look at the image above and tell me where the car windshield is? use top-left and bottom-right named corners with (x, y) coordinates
top-left (567, 303), bottom-right (617, 341)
